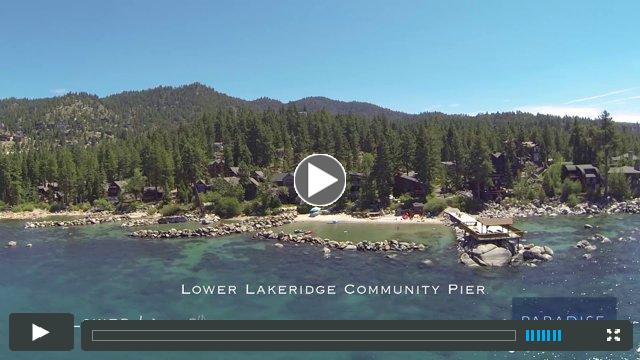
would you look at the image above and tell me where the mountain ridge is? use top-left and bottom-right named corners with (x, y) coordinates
top-left (0, 82), bottom-right (417, 124)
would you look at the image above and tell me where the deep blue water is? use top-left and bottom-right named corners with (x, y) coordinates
top-left (0, 215), bottom-right (638, 360)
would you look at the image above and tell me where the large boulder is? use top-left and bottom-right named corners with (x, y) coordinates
top-left (471, 243), bottom-right (497, 256)
top-left (478, 247), bottom-right (512, 267)
top-left (575, 240), bottom-right (592, 249)
top-left (459, 253), bottom-right (480, 267)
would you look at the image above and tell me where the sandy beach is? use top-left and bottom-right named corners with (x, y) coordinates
top-left (294, 213), bottom-right (443, 225)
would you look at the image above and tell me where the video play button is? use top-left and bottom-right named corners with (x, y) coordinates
top-left (294, 154), bottom-right (346, 206)
top-left (32, 323), bottom-right (50, 341)
top-left (9, 313), bottom-right (74, 351)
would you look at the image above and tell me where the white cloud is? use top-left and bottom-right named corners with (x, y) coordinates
top-left (50, 88), bottom-right (69, 96)
top-left (613, 113), bottom-right (640, 123)
top-left (517, 105), bottom-right (640, 123)
top-left (564, 88), bottom-right (636, 104)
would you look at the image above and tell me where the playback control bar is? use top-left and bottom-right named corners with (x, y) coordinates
top-left (81, 320), bottom-right (633, 351)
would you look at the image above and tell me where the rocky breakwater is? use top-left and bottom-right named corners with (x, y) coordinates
top-left (121, 214), bottom-right (221, 227)
top-left (25, 215), bottom-right (129, 229)
top-left (455, 229), bottom-right (553, 268)
top-left (254, 229), bottom-right (427, 253)
top-left (129, 212), bottom-right (296, 239)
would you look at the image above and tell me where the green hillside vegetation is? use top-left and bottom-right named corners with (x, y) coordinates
top-left (0, 84), bottom-right (639, 214)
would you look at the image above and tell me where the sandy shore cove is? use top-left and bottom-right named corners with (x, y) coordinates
top-left (294, 213), bottom-right (443, 225)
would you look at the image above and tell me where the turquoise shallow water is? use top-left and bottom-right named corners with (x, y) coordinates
top-left (0, 215), bottom-right (638, 360)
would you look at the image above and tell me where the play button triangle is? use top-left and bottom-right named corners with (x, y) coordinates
top-left (32, 323), bottom-right (49, 342)
top-left (307, 162), bottom-right (338, 197)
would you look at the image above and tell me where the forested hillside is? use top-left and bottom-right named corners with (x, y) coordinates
top-left (0, 83), bottom-right (639, 211)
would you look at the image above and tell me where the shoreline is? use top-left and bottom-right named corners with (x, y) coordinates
top-left (294, 213), bottom-right (443, 225)
top-left (0, 209), bottom-right (90, 220)
top-left (4, 197), bottom-right (640, 224)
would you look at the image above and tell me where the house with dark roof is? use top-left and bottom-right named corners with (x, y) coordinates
top-left (521, 141), bottom-right (542, 165)
top-left (393, 172), bottom-right (428, 198)
top-left (271, 172), bottom-right (296, 202)
top-left (271, 172), bottom-right (294, 187)
top-left (207, 159), bottom-right (226, 177)
top-left (347, 172), bottom-right (365, 200)
top-left (611, 152), bottom-right (640, 169)
top-left (223, 177), bottom-right (260, 200)
top-left (194, 179), bottom-right (212, 193)
top-left (106, 180), bottom-right (128, 200)
top-left (609, 166), bottom-right (640, 195)
top-left (142, 187), bottom-right (164, 202)
top-left (561, 163), bottom-right (602, 191)
top-left (207, 159), bottom-right (240, 178)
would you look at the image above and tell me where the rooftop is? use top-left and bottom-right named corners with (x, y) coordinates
top-left (609, 166), bottom-right (640, 175)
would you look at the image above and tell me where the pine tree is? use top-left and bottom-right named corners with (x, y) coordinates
top-left (126, 168), bottom-right (147, 200)
top-left (467, 136), bottom-right (494, 199)
top-left (598, 110), bottom-right (616, 194)
top-left (372, 141), bottom-right (393, 206)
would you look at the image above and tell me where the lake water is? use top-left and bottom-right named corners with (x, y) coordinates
top-left (0, 214), bottom-right (638, 359)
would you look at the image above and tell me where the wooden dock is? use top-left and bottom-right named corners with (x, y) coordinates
top-left (444, 207), bottom-right (524, 243)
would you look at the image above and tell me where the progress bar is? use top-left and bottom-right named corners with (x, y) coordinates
top-left (81, 320), bottom-right (633, 351)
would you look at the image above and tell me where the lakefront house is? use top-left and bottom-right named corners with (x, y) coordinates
top-left (105, 180), bottom-right (128, 201)
top-left (561, 163), bottom-right (602, 192)
top-left (37, 181), bottom-right (64, 202)
top-left (207, 159), bottom-right (240, 178)
top-left (348, 172), bottom-right (365, 200)
top-left (271, 172), bottom-right (295, 202)
top-left (393, 172), bottom-right (428, 198)
top-left (611, 152), bottom-right (640, 169)
top-left (608, 166), bottom-right (640, 196)
top-left (142, 187), bottom-right (164, 202)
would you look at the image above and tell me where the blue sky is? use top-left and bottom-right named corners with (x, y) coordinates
top-left (1, 0), bottom-right (639, 121)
